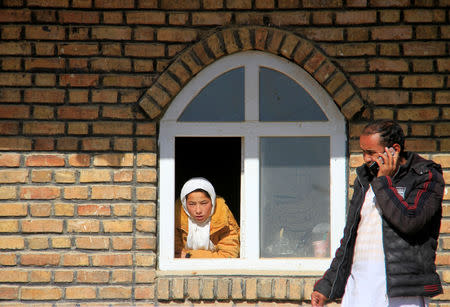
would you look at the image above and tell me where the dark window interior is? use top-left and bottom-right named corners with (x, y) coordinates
top-left (175, 137), bottom-right (241, 223)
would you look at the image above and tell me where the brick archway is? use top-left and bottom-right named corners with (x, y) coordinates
top-left (138, 26), bottom-right (366, 121)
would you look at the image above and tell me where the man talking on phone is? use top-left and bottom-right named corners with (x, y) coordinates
top-left (311, 120), bottom-right (445, 307)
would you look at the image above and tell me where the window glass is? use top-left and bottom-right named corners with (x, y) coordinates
top-left (178, 67), bottom-right (244, 122)
top-left (259, 67), bottom-right (328, 122)
top-left (260, 137), bottom-right (330, 258)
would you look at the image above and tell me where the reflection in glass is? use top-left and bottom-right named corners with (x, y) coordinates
top-left (259, 67), bottom-right (328, 121)
top-left (260, 137), bottom-right (330, 258)
top-left (178, 67), bottom-right (244, 122)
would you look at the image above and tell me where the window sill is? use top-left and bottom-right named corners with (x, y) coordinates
top-left (156, 269), bottom-right (325, 277)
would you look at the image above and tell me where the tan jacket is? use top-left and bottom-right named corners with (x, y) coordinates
top-left (175, 197), bottom-right (240, 258)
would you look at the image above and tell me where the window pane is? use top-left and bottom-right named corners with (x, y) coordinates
top-left (260, 137), bottom-right (330, 258)
top-left (259, 67), bottom-right (328, 121)
top-left (178, 67), bottom-right (244, 122)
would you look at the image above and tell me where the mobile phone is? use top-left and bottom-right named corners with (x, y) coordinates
top-left (368, 159), bottom-right (380, 175)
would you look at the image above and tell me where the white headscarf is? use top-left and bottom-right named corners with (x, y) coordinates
top-left (180, 177), bottom-right (216, 251)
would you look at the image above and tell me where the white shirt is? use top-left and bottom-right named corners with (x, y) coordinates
top-left (341, 186), bottom-right (428, 307)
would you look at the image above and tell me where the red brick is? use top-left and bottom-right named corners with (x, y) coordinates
top-left (59, 43), bottom-right (99, 56)
top-left (363, 90), bottom-right (409, 105)
top-left (92, 254), bottom-right (133, 266)
top-left (77, 270), bottom-right (109, 283)
top-left (0, 254), bottom-right (16, 265)
top-left (90, 58), bottom-right (131, 72)
top-left (369, 59), bottom-right (408, 72)
top-left (78, 204), bottom-right (111, 216)
top-left (22, 220), bottom-right (63, 233)
top-left (82, 138), bottom-right (111, 151)
top-left (403, 75), bottom-right (444, 88)
top-left (63, 187), bottom-right (87, 200)
top-left (33, 9), bottom-right (57, 22)
top-left (26, 154), bottom-right (65, 167)
top-left (112, 169), bottom-right (131, 181)
top-left (103, 220), bottom-right (133, 233)
top-left (68, 153), bottom-right (90, 166)
top-left (62, 253), bottom-right (89, 266)
top-left (403, 42), bottom-right (446, 56)
top-left (336, 10), bottom-right (376, 24)
top-left (157, 28), bottom-right (198, 42)
top-left (91, 185), bottom-right (132, 200)
top-left (269, 12), bottom-right (310, 25)
top-left (29, 270), bottom-right (51, 282)
top-left (0, 73), bottom-right (31, 86)
top-left (0, 153), bottom-right (20, 168)
top-left (0, 237), bottom-right (24, 249)
top-left (112, 237), bottom-right (133, 250)
top-left (0, 286), bottom-right (19, 299)
top-left (124, 43), bottom-right (165, 57)
top-left (371, 26), bottom-right (412, 40)
top-left (298, 28), bottom-right (343, 41)
top-left (92, 26), bottom-right (131, 40)
top-left (0, 89), bottom-right (21, 103)
top-left (136, 237), bottom-right (156, 250)
top-left (0, 42), bottom-right (32, 55)
top-left (95, 0), bottom-right (134, 8)
top-left (102, 11), bottom-right (124, 24)
top-left (20, 187), bottom-right (60, 200)
top-left (134, 27), bottom-right (155, 41)
top-left (0, 170), bottom-right (28, 183)
top-left (21, 287), bottom-right (62, 300)
top-left (322, 43), bottom-right (376, 57)
top-left (28, 0), bottom-right (68, 6)
top-left (54, 270), bottom-right (74, 282)
top-left (59, 10), bottom-right (100, 23)
top-left (30, 203), bottom-right (51, 216)
top-left (59, 74), bottom-right (99, 87)
top-left (21, 254), bottom-right (60, 266)
top-left (0, 106), bottom-right (30, 119)
top-left (192, 12), bottom-right (233, 25)
top-left (23, 122), bottom-right (65, 135)
top-left (0, 122), bottom-right (19, 135)
top-left (304, 0), bottom-right (342, 7)
top-left (126, 11), bottom-right (165, 24)
top-left (25, 25), bottom-right (65, 40)
top-left (161, 0), bottom-right (200, 9)
top-left (0, 137), bottom-right (32, 151)
top-left (398, 108), bottom-right (440, 121)
top-left (57, 106), bottom-right (99, 119)
top-left (65, 286), bottom-right (96, 299)
top-left (76, 237), bottom-right (109, 250)
top-left (25, 58), bottom-right (65, 70)
top-left (33, 138), bottom-right (55, 151)
top-left (404, 9), bottom-right (446, 23)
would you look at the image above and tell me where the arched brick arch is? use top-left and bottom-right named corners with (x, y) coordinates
top-left (138, 26), bottom-right (366, 120)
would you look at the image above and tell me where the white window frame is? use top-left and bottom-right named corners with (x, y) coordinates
top-left (158, 51), bottom-right (347, 273)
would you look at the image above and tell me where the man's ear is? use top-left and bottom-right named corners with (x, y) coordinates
top-left (392, 143), bottom-right (401, 154)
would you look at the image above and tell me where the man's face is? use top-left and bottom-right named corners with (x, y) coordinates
top-left (359, 133), bottom-right (385, 166)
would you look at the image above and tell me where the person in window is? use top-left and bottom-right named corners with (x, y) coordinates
top-left (175, 177), bottom-right (240, 258)
top-left (311, 120), bottom-right (444, 307)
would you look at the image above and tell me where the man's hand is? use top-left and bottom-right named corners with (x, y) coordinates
top-left (311, 291), bottom-right (327, 307)
top-left (377, 147), bottom-right (399, 178)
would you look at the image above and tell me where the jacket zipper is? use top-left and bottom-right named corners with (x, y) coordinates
top-left (329, 176), bottom-right (365, 297)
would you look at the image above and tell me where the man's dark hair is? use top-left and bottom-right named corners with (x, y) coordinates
top-left (362, 120), bottom-right (405, 151)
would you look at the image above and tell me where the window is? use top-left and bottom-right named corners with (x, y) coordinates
top-left (158, 51), bottom-right (347, 272)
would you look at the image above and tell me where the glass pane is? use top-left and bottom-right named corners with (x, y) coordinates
top-left (260, 137), bottom-right (330, 258)
top-left (259, 67), bottom-right (328, 121)
top-left (178, 67), bottom-right (244, 122)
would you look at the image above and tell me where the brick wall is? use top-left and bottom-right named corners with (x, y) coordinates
top-left (0, 0), bottom-right (449, 305)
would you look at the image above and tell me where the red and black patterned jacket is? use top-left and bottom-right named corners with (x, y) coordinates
top-left (314, 152), bottom-right (445, 300)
